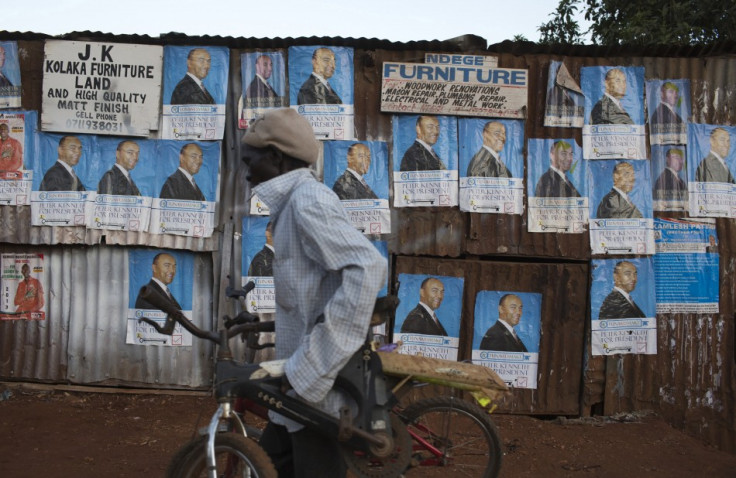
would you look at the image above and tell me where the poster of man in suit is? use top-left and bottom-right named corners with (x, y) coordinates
top-left (687, 123), bottom-right (736, 218)
top-left (88, 137), bottom-right (156, 232)
top-left (0, 42), bottom-right (22, 108)
top-left (0, 253), bottom-right (46, 321)
top-left (651, 145), bottom-right (688, 211)
top-left (242, 216), bottom-right (275, 315)
top-left (239, 50), bottom-right (287, 128)
top-left (31, 133), bottom-right (95, 227)
top-left (127, 249), bottom-right (195, 346)
top-left (527, 138), bottom-right (588, 233)
top-left (581, 66), bottom-right (646, 161)
top-left (0, 111), bottom-right (34, 206)
top-left (471, 290), bottom-right (541, 389)
top-left (392, 114), bottom-right (458, 208)
top-left (288, 45), bottom-right (354, 140)
top-left (149, 140), bottom-right (220, 238)
top-left (588, 160), bottom-right (654, 255)
top-left (646, 79), bottom-right (690, 145)
top-left (458, 118), bottom-right (524, 214)
top-left (392, 273), bottom-right (463, 361)
top-left (591, 258), bottom-right (656, 356)
top-left (162, 46), bottom-right (229, 140)
top-left (323, 141), bottom-right (390, 235)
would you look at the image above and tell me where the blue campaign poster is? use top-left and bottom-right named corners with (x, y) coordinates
top-left (162, 46), bottom-right (229, 105)
top-left (155, 140), bottom-right (220, 202)
top-left (94, 137), bottom-right (157, 197)
top-left (687, 123), bottom-right (736, 182)
top-left (242, 216), bottom-right (271, 276)
top-left (458, 118), bottom-right (524, 178)
top-left (646, 79), bottom-right (691, 126)
top-left (527, 138), bottom-right (586, 197)
top-left (393, 273), bottom-right (463, 338)
top-left (241, 50), bottom-right (287, 100)
top-left (323, 140), bottom-right (389, 199)
top-left (371, 240), bottom-right (389, 298)
top-left (33, 133), bottom-right (98, 191)
top-left (392, 115), bottom-right (458, 172)
top-left (128, 248), bottom-right (195, 311)
top-left (590, 258), bottom-right (655, 320)
top-left (589, 160), bottom-right (652, 219)
top-left (581, 66), bottom-right (645, 125)
top-left (472, 290), bottom-right (541, 353)
top-left (288, 46), bottom-right (354, 105)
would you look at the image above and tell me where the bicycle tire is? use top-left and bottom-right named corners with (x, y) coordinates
top-left (399, 396), bottom-right (502, 478)
top-left (166, 432), bottom-right (277, 478)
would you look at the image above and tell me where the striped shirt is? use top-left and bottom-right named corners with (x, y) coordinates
top-left (253, 168), bottom-right (387, 431)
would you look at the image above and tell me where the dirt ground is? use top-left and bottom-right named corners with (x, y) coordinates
top-left (1, 384), bottom-right (735, 477)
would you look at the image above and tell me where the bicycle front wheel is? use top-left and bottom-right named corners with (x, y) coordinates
top-left (400, 396), bottom-right (502, 478)
top-left (167, 432), bottom-right (277, 478)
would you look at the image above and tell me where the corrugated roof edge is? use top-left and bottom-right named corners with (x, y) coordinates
top-left (488, 39), bottom-right (736, 57)
top-left (0, 30), bottom-right (486, 52)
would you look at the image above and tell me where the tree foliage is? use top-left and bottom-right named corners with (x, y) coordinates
top-left (538, 0), bottom-right (736, 45)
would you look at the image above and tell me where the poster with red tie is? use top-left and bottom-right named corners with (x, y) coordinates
top-left (0, 253), bottom-right (46, 321)
top-left (161, 46), bottom-right (229, 140)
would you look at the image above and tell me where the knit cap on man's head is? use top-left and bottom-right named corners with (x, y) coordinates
top-left (242, 108), bottom-right (318, 165)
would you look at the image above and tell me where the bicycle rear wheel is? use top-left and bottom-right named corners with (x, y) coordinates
top-left (399, 396), bottom-right (502, 478)
top-left (167, 432), bottom-right (277, 478)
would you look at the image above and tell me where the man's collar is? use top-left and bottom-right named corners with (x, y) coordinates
top-left (416, 139), bottom-right (435, 152)
top-left (57, 160), bottom-right (74, 175)
top-left (186, 72), bottom-right (204, 87)
top-left (152, 277), bottom-right (169, 292)
top-left (346, 167), bottom-right (363, 181)
top-left (418, 301), bottom-right (435, 317)
top-left (613, 186), bottom-right (629, 200)
top-left (311, 72), bottom-right (330, 87)
top-left (255, 74), bottom-right (270, 84)
top-left (613, 286), bottom-right (632, 302)
top-left (550, 165), bottom-right (567, 178)
top-left (115, 163), bottom-right (130, 176)
top-left (178, 167), bottom-right (194, 182)
top-left (497, 319), bottom-right (516, 335)
top-left (482, 145), bottom-right (501, 159)
top-left (253, 168), bottom-right (315, 217)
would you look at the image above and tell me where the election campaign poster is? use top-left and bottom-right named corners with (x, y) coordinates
top-left (687, 123), bottom-right (736, 218)
top-left (471, 290), bottom-right (541, 389)
top-left (646, 79), bottom-right (690, 145)
top-left (239, 50), bottom-right (288, 128)
top-left (381, 58), bottom-right (528, 119)
top-left (651, 144), bottom-right (688, 212)
top-left (30, 133), bottom-right (94, 227)
top-left (654, 218), bottom-right (718, 314)
top-left (127, 249), bottom-right (195, 346)
top-left (591, 258), bottom-right (657, 356)
top-left (86, 137), bottom-right (155, 232)
top-left (323, 140), bottom-right (390, 235)
top-left (393, 273), bottom-right (463, 361)
top-left (392, 114), bottom-right (458, 208)
top-left (589, 160), bottom-right (655, 255)
top-left (581, 66), bottom-right (646, 160)
top-left (0, 42), bottom-right (22, 108)
top-left (370, 240), bottom-right (390, 342)
top-left (41, 40), bottom-right (162, 137)
top-left (149, 141), bottom-right (220, 238)
top-left (527, 138), bottom-right (588, 233)
top-left (162, 46), bottom-right (229, 140)
top-left (459, 118), bottom-right (524, 215)
top-left (0, 253), bottom-right (46, 321)
top-left (242, 216), bottom-right (275, 315)
top-left (289, 46), bottom-right (354, 140)
top-left (0, 111), bottom-right (36, 205)
top-left (544, 61), bottom-right (584, 128)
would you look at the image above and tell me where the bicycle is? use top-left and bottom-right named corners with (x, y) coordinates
top-left (140, 283), bottom-right (507, 477)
